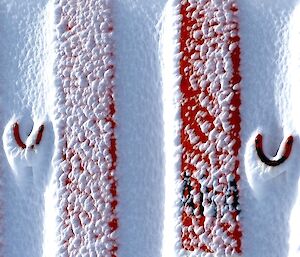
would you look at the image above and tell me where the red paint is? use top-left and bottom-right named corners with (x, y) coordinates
top-left (12, 122), bottom-right (45, 149)
top-left (179, 0), bottom-right (242, 254)
top-left (35, 125), bottom-right (44, 145)
top-left (12, 123), bottom-right (26, 149)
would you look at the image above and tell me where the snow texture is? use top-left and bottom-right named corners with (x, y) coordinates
top-left (0, 0), bottom-right (55, 256)
top-left (53, 0), bottom-right (118, 256)
top-left (1, 0), bottom-right (300, 257)
top-left (177, 0), bottom-right (242, 255)
top-left (239, 1), bottom-right (300, 257)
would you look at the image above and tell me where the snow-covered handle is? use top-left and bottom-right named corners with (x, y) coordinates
top-left (255, 134), bottom-right (293, 166)
top-left (12, 122), bottom-right (45, 149)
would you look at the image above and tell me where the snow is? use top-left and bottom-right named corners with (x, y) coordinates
top-left (160, 0), bottom-right (300, 256)
top-left (0, 0), bottom-right (56, 256)
top-left (1, 0), bottom-right (300, 256)
top-left (112, 0), bottom-right (168, 256)
top-left (176, 0), bottom-right (242, 255)
top-left (159, 0), bottom-right (182, 256)
top-left (53, 0), bottom-right (118, 256)
top-left (239, 0), bottom-right (300, 256)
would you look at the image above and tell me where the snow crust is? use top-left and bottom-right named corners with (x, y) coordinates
top-left (161, 0), bottom-right (300, 256)
top-left (1, 1), bottom-right (300, 257)
top-left (177, 0), bottom-right (242, 255)
top-left (53, 0), bottom-right (118, 256)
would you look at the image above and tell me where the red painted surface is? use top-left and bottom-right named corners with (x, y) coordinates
top-left (12, 122), bottom-right (45, 149)
top-left (179, 0), bottom-right (242, 254)
top-left (12, 123), bottom-right (26, 149)
top-left (35, 125), bottom-right (44, 145)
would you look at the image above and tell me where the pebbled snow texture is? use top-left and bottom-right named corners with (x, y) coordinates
top-left (178, 0), bottom-right (242, 255)
top-left (2, 1), bottom-right (300, 257)
top-left (53, 0), bottom-right (118, 256)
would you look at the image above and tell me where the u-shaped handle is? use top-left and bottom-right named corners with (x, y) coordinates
top-left (255, 134), bottom-right (293, 166)
top-left (12, 122), bottom-right (45, 149)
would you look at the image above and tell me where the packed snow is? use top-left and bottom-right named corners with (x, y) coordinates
top-left (0, 0), bottom-right (55, 256)
top-left (159, 1), bottom-right (182, 256)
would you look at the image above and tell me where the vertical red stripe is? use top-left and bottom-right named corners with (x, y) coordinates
top-left (179, 0), bottom-right (242, 254)
top-left (54, 1), bottom-right (118, 256)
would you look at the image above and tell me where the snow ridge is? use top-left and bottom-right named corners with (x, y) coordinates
top-left (112, 0), bottom-right (166, 256)
top-left (159, 0), bottom-right (182, 256)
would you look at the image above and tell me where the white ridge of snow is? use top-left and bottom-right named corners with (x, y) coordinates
top-left (159, 0), bottom-right (182, 256)
top-left (287, 4), bottom-right (300, 257)
top-left (112, 0), bottom-right (167, 256)
top-left (42, 2), bottom-right (59, 257)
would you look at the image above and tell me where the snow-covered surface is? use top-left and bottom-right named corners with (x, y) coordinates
top-left (53, 0), bottom-right (118, 256)
top-left (160, 0), bottom-right (300, 256)
top-left (0, 0), bottom-right (55, 256)
top-left (1, 0), bottom-right (300, 256)
top-left (112, 0), bottom-right (167, 256)
top-left (176, 0), bottom-right (242, 255)
top-left (239, 1), bottom-right (300, 256)
top-left (159, 1), bottom-right (181, 256)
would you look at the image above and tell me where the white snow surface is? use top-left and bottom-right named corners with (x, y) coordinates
top-left (112, 0), bottom-right (167, 256)
top-left (53, 0), bottom-right (118, 256)
top-left (159, 1), bottom-right (182, 256)
top-left (0, 0), bottom-right (56, 257)
top-left (1, 0), bottom-right (300, 257)
top-left (239, 1), bottom-right (300, 257)
top-left (160, 0), bottom-right (300, 256)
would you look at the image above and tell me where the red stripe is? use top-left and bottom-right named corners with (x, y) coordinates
top-left (179, 0), bottom-right (242, 254)
top-left (54, 1), bottom-right (118, 256)
top-left (12, 123), bottom-right (26, 149)
top-left (35, 125), bottom-right (44, 146)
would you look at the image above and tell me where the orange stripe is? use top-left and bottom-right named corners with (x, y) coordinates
top-left (179, 0), bottom-right (242, 254)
